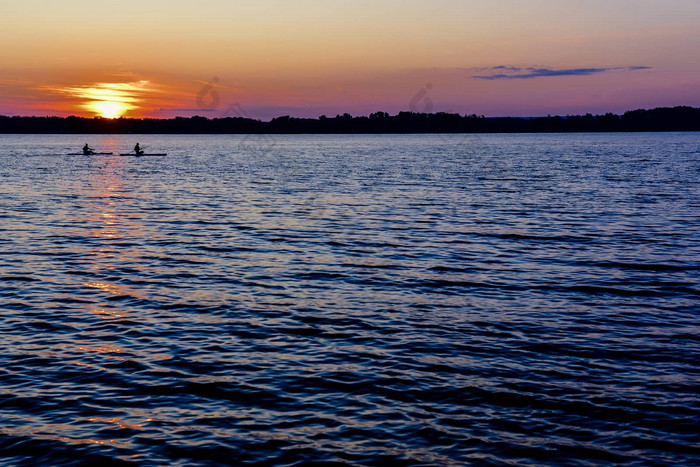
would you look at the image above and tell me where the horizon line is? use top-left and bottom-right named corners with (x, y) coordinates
top-left (2, 105), bottom-right (699, 122)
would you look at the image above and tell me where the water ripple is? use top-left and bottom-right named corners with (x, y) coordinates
top-left (1, 133), bottom-right (699, 465)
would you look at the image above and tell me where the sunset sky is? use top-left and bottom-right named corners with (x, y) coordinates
top-left (1, 0), bottom-right (699, 119)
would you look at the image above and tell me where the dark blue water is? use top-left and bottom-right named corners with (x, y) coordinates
top-left (1, 133), bottom-right (698, 466)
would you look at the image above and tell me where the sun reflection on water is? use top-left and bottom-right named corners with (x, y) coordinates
top-left (86, 305), bottom-right (130, 320)
top-left (83, 281), bottom-right (131, 295)
top-left (77, 344), bottom-right (124, 355)
top-left (72, 153), bottom-right (145, 323)
top-left (49, 435), bottom-right (131, 447)
top-left (87, 417), bottom-right (153, 430)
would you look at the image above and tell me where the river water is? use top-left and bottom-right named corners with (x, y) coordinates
top-left (1, 133), bottom-right (698, 465)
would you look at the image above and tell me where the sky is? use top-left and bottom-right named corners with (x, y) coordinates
top-left (1, 0), bottom-right (699, 119)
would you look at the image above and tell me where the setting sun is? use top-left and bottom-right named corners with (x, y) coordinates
top-left (88, 101), bottom-right (128, 119)
top-left (40, 80), bottom-right (159, 118)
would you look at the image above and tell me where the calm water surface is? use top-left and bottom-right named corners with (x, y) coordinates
top-left (1, 133), bottom-right (699, 466)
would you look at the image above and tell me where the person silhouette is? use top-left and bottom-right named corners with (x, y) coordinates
top-left (134, 143), bottom-right (144, 155)
top-left (83, 143), bottom-right (94, 155)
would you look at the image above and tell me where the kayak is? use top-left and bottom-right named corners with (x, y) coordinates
top-left (67, 152), bottom-right (113, 155)
top-left (119, 153), bottom-right (167, 157)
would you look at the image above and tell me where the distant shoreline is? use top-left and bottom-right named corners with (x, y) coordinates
top-left (1, 106), bottom-right (699, 134)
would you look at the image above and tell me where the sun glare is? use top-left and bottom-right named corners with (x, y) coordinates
top-left (54, 80), bottom-right (156, 118)
top-left (88, 100), bottom-right (128, 119)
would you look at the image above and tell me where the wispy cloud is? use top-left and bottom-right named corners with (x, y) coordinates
top-left (51, 81), bottom-right (160, 105)
top-left (40, 80), bottom-right (164, 116)
top-left (473, 66), bottom-right (652, 80)
top-left (165, 108), bottom-right (217, 112)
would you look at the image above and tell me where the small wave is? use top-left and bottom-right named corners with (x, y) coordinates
top-left (0, 275), bottom-right (37, 282)
top-left (566, 284), bottom-right (680, 297)
top-left (199, 245), bottom-right (255, 253)
top-left (2, 133), bottom-right (699, 466)
top-left (592, 261), bottom-right (696, 272)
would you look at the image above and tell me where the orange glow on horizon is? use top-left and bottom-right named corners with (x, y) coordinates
top-left (44, 80), bottom-right (160, 118)
top-left (1, 2), bottom-right (698, 118)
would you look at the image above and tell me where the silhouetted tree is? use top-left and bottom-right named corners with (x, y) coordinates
top-left (1, 107), bottom-right (698, 134)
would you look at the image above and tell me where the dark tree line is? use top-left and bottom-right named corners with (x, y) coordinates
top-left (1, 106), bottom-right (699, 134)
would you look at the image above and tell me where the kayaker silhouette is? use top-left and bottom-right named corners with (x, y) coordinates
top-left (83, 143), bottom-right (94, 155)
top-left (134, 143), bottom-right (144, 155)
